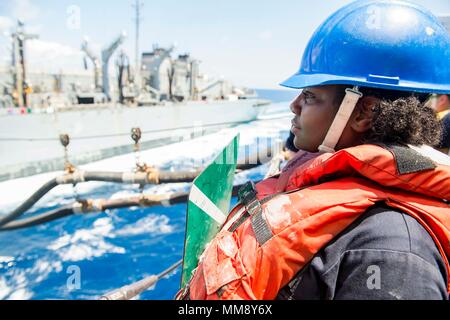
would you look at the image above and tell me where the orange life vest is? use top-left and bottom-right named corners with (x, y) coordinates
top-left (184, 144), bottom-right (450, 300)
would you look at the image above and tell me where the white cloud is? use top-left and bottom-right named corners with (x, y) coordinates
top-left (11, 0), bottom-right (40, 22)
top-left (23, 23), bottom-right (42, 35)
top-left (28, 39), bottom-right (79, 58)
top-left (0, 16), bottom-right (14, 33)
top-left (258, 30), bottom-right (273, 41)
top-left (219, 35), bottom-right (230, 44)
top-left (26, 39), bottom-right (85, 73)
top-left (23, 38), bottom-right (124, 75)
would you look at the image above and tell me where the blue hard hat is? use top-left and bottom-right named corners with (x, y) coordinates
top-left (281, 0), bottom-right (450, 94)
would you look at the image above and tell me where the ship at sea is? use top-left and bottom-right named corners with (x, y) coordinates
top-left (0, 18), bottom-right (269, 182)
top-left (0, 4), bottom-right (449, 301)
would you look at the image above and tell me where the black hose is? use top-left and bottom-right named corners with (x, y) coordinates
top-left (0, 192), bottom-right (191, 232)
top-left (84, 172), bottom-right (124, 183)
top-left (0, 178), bottom-right (59, 228)
top-left (0, 171), bottom-right (184, 228)
top-left (0, 142), bottom-right (268, 231)
top-left (158, 170), bottom-right (202, 183)
top-left (0, 142), bottom-right (275, 228)
top-left (0, 205), bottom-right (74, 231)
top-left (0, 180), bottom-right (259, 232)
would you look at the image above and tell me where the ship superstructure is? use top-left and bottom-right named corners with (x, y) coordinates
top-left (0, 17), bottom-right (267, 182)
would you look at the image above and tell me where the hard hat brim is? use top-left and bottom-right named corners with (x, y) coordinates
top-left (280, 73), bottom-right (450, 95)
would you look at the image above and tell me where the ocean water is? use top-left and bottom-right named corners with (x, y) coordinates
top-left (0, 91), bottom-right (294, 300)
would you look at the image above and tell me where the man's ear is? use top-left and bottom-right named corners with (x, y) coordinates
top-left (438, 94), bottom-right (450, 110)
top-left (350, 96), bottom-right (378, 133)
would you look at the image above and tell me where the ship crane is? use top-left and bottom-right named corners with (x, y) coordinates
top-left (81, 38), bottom-right (102, 91)
top-left (10, 20), bottom-right (39, 108)
top-left (198, 79), bottom-right (225, 98)
top-left (116, 50), bottom-right (130, 104)
top-left (101, 32), bottom-right (126, 101)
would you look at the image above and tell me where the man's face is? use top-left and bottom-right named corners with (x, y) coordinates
top-left (290, 85), bottom-right (341, 152)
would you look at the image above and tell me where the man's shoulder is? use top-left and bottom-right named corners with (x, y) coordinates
top-left (277, 204), bottom-right (449, 300)
top-left (325, 204), bottom-right (442, 264)
top-left (318, 204), bottom-right (448, 291)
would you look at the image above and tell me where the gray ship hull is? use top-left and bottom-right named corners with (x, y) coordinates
top-left (0, 99), bottom-right (267, 181)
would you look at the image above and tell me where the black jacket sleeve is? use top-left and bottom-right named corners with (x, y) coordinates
top-left (333, 248), bottom-right (447, 299)
top-left (277, 204), bottom-right (449, 300)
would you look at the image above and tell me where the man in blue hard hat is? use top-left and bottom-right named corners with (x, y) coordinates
top-left (274, 0), bottom-right (450, 300)
top-left (183, 0), bottom-right (450, 301)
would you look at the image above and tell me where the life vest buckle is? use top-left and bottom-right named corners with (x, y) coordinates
top-left (238, 181), bottom-right (274, 246)
top-left (238, 181), bottom-right (257, 205)
top-left (238, 181), bottom-right (260, 216)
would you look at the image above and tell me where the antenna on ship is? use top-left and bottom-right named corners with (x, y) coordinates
top-left (11, 20), bottom-right (39, 108)
top-left (132, 0), bottom-right (143, 89)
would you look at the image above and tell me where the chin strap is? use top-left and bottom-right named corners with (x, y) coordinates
top-left (318, 86), bottom-right (363, 153)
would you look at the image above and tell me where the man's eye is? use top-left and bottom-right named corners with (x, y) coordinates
top-left (304, 96), bottom-right (315, 104)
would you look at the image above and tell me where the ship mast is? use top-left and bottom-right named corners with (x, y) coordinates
top-left (101, 33), bottom-right (126, 101)
top-left (81, 39), bottom-right (102, 90)
top-left (11, 20), bottom-right (38, 108)
top-left (133, 0), bottom-right (143, 89)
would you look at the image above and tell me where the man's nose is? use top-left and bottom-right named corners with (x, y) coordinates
top-left (290, 94), bottom-right (302, 115)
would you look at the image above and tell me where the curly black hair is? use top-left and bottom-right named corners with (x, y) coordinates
top-left (337, 86), bottom-right (443, 147)
top-left (364, 96), bottom-right (442, 147)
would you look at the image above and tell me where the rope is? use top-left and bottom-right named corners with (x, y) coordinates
top-left (0, 114), bottom-right (290, 142)
top-left (99, 260), bottom-right (182, 300)
top-left (0, 119), bottom-right (254, 142)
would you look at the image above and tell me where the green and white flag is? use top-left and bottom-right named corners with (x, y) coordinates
top-left (180, 134), bottom-right (240, 288)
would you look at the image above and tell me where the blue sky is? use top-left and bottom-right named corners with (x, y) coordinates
top-left (0, 0), bottom-right (449, 89)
